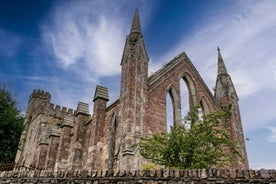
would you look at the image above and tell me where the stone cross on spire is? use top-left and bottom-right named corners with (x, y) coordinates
top-left (217, 47), bottom-right (228, 75)
top-left (130, 8), bottom-right (142, 34)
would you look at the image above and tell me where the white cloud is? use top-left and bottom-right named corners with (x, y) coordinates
top-left (38, 1), bottom-right (129, 109)
top-left (20, 74), bottom-right (95, 110)
top-left (20, 76), bottom-right (59, 83)
top-left (240, 90), bottom-right (276, 132)
top-left (42, 0), bottom-right (127, 78)
top-left (155, 0), bottom-right (276, 98)
top-left (36, 0), bottom-right (276, 134)
top-left (37, 0), bottom-right (155, 110)
top-left (153, 0), bottom-right (276, 133)
top-left (266, 127), bottom-right (276, 142)
top-left (253, 162), bottom-right (276, 170)
top-left (84, 16), bottom-right (124, 76)
top-left (230, 71), bottom-right (259, 97)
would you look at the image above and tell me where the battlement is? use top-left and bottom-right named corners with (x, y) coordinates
top-left (49, 103), bottom-right (74, 116)
top-left (28, 89), bottom-right (51, 103)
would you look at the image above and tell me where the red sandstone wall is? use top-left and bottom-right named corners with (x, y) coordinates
top-left (147, 53), bottom-right (217, 136)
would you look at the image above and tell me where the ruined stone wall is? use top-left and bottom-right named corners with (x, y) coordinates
top-left (84, 98), bottom-right (121, 171)
top-left (18, 114), bottom-right (42, 168)
top-left (103, 100), bottom-right (121, 171)
top-left (55, 115), bottom-right (74, 171)
top-left (1, 169), bottom-right (276, 183)
top-left (15, 9), bottom-right (249, 172)
top-left (17, 106), bottom-right (74, 169)
top-left (146, 53), bottom-right (217, 136)
top-left (15, 90), bottom-right (92, 172)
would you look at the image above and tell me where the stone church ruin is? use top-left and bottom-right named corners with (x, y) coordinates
top-left (15, 9), bottom-right (249, 171)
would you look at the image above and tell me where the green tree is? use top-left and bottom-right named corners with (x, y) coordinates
top-left (0, 85), bottom-right (24, 163)
top-left (138, 104), bottom-right (240, 169)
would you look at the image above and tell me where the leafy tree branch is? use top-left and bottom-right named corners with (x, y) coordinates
top-left (0, 84), bottom-right (24, 163)
top-left (138, 104), bottom-right (241, 169)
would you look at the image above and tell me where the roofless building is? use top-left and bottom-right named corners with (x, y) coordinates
top-left (15, 9), bottom-right (248, 171)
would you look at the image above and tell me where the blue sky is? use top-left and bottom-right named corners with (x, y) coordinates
top-left (0, 0), bottom-right (275, 169)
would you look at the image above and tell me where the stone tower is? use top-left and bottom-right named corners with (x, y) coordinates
top-left (119, 8), bottom-right (149, 170)
top-left (15, 90), bottom-right (52, 168)
top-left (214, 47), bottom-right (249, 169)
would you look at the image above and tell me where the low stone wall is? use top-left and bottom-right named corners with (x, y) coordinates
top-left (1, 169), bottom-right (276, 183)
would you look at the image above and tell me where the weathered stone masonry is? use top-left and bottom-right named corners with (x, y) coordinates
top-left (1, 169), bottom-right (276, 184)
top-left (15, 9), bottom-right (248, 171)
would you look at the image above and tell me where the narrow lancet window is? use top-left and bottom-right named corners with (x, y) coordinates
top-left (166, 91), bottom-right (174, 133)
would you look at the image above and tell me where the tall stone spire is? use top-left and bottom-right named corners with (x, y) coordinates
top-left (217, 47), bottom-right (228, 75)
top-left (119, 8), bottom-right (149, 171)
top-left (214, 47), bottom-right (249, 169)
top-left (120, 8), bottom-right (148, 65)
top-left (130, 8), bottom-right (142, 34)
top-left (215, 47), bottom-right (233, 100)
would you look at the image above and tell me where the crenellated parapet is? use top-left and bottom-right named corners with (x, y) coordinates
top-left (48, 103), bottom-right (74, 118)
top-left (28, 89), bottom-right (51, 103)
top-left (28, 89), bottom-right (74, 117)
top-left (26, 90), bottom-right (51, 121)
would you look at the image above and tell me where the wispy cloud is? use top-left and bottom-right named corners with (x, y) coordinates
top-left (253, 161), bottom-right (276, 169)
top-left (19, 74), bottom-right (95, 110)
top-left (154, 0), bottom-right (276, 97)
top-left (42, 0), bottom-right (127, 78)
top-left (240, 90), bottom-right (276, 132)
top-left (37, 1), bottom-right (132, 109)
top-left (266, 127), bottom-right (276, 142)
top-left (153, 0), bottom-right (276, 132)
top-left (38, 0), bottom-right (155, 109)
top-left (34, 0), bottom-right (275, 133)
top-left (19, 76), bottom-right (59, 83)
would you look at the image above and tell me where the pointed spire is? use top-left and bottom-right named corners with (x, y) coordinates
top-left (130, 8), bottom-right (142, 34)
top-left (217, 47), bottom-right (228, 75)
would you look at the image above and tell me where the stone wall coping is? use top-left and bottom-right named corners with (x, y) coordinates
top-left (1, 169), bottom-right (276, 180)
